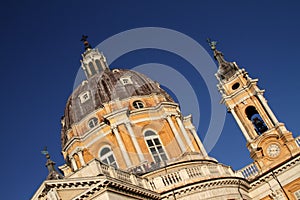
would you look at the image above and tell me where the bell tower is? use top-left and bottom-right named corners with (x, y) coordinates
top-left (208, 39), bottom-right (300, 172)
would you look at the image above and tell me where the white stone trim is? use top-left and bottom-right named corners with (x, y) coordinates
top-left (221, 78), bottom-right (259, 107)
top-left (257, 93), bottom-right (279, 125)
top-left (70, 157), bottom-right (78, 171)
top-left (166, 115), bottom-right (185, 152)
top-left (77, 150), bottom-right (86, 167)
top-left (175, 116), bottom-right (195, 152)
top-left (85, 130), bottom-right (111, 148)
top-left (112, 126), bottom-right (132, 167)
top-left (188, 126), bottom-right (208, 157)
top-left (125, 122), bottom-right (145, 162)
top-left (63, 123), bottom-right (109, 151)
top-left (231, 109), bottom-right (252, 142)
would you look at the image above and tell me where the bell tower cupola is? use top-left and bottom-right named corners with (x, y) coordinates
top-left (208, 39), bottom-right (300, 172)
top-left (80, 35), bottom-right (109, 79)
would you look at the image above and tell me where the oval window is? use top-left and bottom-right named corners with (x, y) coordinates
top-left (132, 100), bottom-right (144, 109)
top-left (232, 82), bottom-right (240, 90)
top-left (88, 117), bottom-right (98, 129)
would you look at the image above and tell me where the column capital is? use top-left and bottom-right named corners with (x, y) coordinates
top-left (124, 121), bottom-right (132, 126)
top-left (176, 116), bottom-right (195, 152)
top-left (111, 124), bottom-right (132, 167)
top-left (163, 112), bottom-right (178, 119)
top-left (165, 113), bottom-right (185, 152)
top-left (69, 147), bottom-right (84, 157)
top-left (124, 120), bottom-right (145, 162)
top-left (111, 124), bottom-right (118, 130)
top-left (75, 147), bottom-right (84, 153)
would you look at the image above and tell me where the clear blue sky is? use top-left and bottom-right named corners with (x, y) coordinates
top-left (1, 1), bottom-right (300, 199)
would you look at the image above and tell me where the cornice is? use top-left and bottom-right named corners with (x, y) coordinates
top-left (33, 175), bottom-right (160, 200)
top-left (161, 176), bottom-right (250, 199)
top-left (249, 153), bottom-right (300, 187)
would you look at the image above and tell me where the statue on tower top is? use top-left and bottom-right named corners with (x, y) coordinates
top-left (207, 38), bottom-right (217, 50)
top-left (207, 38), bottom-right (239, 81)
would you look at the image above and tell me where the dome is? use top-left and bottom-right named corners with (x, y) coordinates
top-left (61, 68), bottom-right (173, 147)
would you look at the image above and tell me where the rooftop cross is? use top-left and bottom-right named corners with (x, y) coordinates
top-left (81, 35), bottom-right (92, 50)
top-left (81, 35), bottom-right (88, 42)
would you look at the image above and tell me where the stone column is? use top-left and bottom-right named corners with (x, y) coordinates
top-left (77, 150), bottom-right (86, 167)
top-left (231, 109), bottom-right (252, 141)
top-left (112, 126), bottom-right (132, 167)
top-left (125, 122), bottom-right (145, 162)
top-left (70, 156), bottom-right (78, 171)
top-left (257, 93), bottom-right (279, 126)
top-left (166, 115), bottom-right (185, 152)
top-left (176, 116), bottom-right (195, 152)
top-left (189, 126), bottom-right (208, 157)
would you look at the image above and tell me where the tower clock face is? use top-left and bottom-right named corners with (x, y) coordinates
top-left (266, 144), bottom-right (281, 158)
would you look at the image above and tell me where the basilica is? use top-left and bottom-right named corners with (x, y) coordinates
top-left (31, 36), bottom-right (300, 200)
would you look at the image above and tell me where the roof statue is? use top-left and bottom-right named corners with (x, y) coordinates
top-left (41, 147), bottom-right (63, 180)
top-left (207, 38), bottom-right (217, 50)
top-left (207, 38), bottom-right (239, 81)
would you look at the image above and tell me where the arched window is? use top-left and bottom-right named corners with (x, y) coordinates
top-left (100, 147), bottom-right (117, 168)
top-left (144, 130), bottom-right (167, 163)
top-left (102, 80), bottom-right (110, 95)
top-left (88, 117), bottom-right (98, 129)
top-left (95, 59), bottom-right (102, 71)
top-left (89, 62), bottom-right (97, 76)
top-left (245, 106), bottom-right (268, 135)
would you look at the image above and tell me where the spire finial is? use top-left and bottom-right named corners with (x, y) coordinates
top-left (41, 146), bottom-right (63, 180)
top-left (81, 35), bottom-right (92, 50)
top-left (207, 38), bottom-right (239, 81)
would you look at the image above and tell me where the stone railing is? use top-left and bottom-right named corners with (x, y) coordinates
top-left (70, 160), bottom-right (150, 190)
top-left (148, 164), bottom-right (234, 192)
top-left (236, 162), bottom-right (259, 180)
top-left (296, 135), bottom-right (300, 147)
top-left (73, 159), bottom-right (240, 193)
top-left (99, 163), bottom-right (149, 188)
top-left (100, 163), bottom-right (110, 176)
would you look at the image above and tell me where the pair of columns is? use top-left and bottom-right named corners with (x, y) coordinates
top-left (166, 115), bottom-right (196, 152)
top-left (70, 149), bottom-right (86, 171)
top-left (69, 115), bottom-right (203, 170)
top-left (111, 122), bottom-right (145, 168)
top-left (110, 115), bottom-right (204, 168)
top-left (69, 122), bottom-right (145, 170)
top-left (230, 93), bottom-right (279, 142)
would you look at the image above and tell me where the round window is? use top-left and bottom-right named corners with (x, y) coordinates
top-left (232, 82), bottom-right (240, 90)
top-left (132, 100), bottom-right (144, 109)
top-left (88, 117), bottom-right (98, 128)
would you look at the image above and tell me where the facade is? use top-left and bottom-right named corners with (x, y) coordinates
top-left (31, 37), bottom-right (300, 200)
